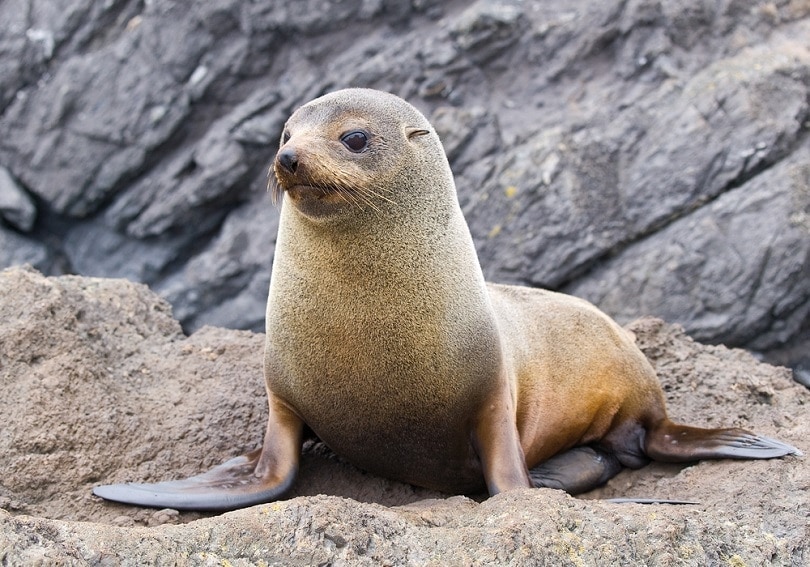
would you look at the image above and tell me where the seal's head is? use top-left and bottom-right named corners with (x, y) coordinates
top-left (271, 88), bottom-right (443, 222)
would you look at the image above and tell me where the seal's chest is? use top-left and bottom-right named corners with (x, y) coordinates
top-left (291, 358), bottom-right (467, 433)
top-left (300, 379), bottom-right (485, 493)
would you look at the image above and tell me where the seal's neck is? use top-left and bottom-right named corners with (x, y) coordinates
top-left (273, 182), bottom-right (483, 295)
top-left (264, 177), bottom-right (502, 406)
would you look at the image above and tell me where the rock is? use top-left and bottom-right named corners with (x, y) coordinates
top-left (450, 1), bottom-right (527, 65)
top-left (0, 166), bottom-right (36, 232)
top-left (0, 0), bottom-right (807, 378)
top-left (3, 490), bottom-right (803, 565)
top-left (0, 266), bottom-right (807, 562)
top-left (0, 228), bottom-right (50, 269)
top-left (468, 28), bottom-right (809, 288)
top-left (567, 143), bottom-right (810, 355)
top-left (155, 195), bottom-right (280, 331)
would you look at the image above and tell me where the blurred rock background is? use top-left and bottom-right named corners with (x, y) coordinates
top-left (0, 0), bottom-right (807, 382)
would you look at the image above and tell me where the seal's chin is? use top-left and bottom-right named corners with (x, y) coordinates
top-left (283, 184), bottom-right (347, 220)
top-left (285, 184), bottom-right (330, 200)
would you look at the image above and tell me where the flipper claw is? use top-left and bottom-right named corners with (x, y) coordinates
top-left (719, 434), bottom-right (802, 459)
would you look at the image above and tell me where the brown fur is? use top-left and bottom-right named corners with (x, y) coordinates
top-left (267, 89), bottom-right (507, 493)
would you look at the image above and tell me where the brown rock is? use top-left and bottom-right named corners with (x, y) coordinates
top-left (0, 266), bottom-right (806, 564)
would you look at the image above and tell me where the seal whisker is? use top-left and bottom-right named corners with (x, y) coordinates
top-left (267, 168), bottom-right (284, 205)
top-left (362, 186), bottom-right (398, 208)
top-left (349, 184), bottom-right (383, 213)
top-left (341, 188), bottom-right (365, 212)
top-left (315, 167), bottom-right (364, 212)
top-left (330, 171), bottom-right (380, 214)
top-left (329, 179), bottom-right (366, 212)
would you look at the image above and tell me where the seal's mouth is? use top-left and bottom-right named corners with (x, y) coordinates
top-left (268, 170), bottom-right (337, 204)
top-left (285, 184), bottom-right (333, 200)
top-left (278, 183), bottom-right (354, 220)
top-left (270, 165), bottom-right (392, 219)
top-left (283, 184), bottom-right (348, 209)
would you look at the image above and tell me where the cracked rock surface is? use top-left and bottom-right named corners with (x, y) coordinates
top-left (0, 0), bottom-right (807, 380)
top-left (0, 266), bottom-right (807, 564)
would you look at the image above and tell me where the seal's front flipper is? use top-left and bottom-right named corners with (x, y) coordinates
top-left (93, 449), bottom-right (296, 511)
top-left (529, 447), bottom-right (623, 494)
top-left (94, 395), bottom-right (304, 511)
top-left (645, 421), bottom-right (802, 462)
top-left (472, 385), bottom-right (533, 495)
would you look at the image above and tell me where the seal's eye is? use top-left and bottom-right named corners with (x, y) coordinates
top-left (282, 131), bottom-right (291, 144)
top-left (341, 130), bottom-right (369, 153)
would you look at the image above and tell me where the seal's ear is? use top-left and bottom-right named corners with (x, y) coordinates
top-left (405, 127), bottom-right (430, 140)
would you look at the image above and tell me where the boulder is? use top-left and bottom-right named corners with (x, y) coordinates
top-left (0, 266), bottom-right (807, 563)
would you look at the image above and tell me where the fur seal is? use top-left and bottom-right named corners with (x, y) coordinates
top-left (93, 88), bottom-right (800, 511)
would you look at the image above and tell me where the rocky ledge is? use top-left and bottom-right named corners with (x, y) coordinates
top-left (0, 266), bottom-right (806, 564)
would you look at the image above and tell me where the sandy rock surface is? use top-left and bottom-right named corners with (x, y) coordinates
top-left (0, 266), bottom-right (807, 564)
top-left (1, 0), bottom-right (808, 377)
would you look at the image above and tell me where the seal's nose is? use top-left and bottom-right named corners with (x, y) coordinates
top-left (277, 148), bottom-right (299, 174)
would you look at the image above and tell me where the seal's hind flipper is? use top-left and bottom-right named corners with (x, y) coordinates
top-left (529, 447), bottom-right (623, 494)
top-left (93, 449), bottom-right (296, 511)
top-left (645, 422), bottom-right (802, 463)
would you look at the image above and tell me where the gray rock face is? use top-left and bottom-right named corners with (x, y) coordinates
top-left (567, 144), bottom-right (810, 352)
top-left (0, 0), bottom-right (808, 376)
top-left (0, 166), bottom-right (36, 231)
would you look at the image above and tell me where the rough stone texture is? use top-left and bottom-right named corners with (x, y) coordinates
top-left (0, 165), bottom-right (36, 231)
top-left (568, 143), bottom-right (810, 356)
top-left (0, 0), bottom-right (807, 382)
top-left (1, 266), bottom-right (807, 564)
